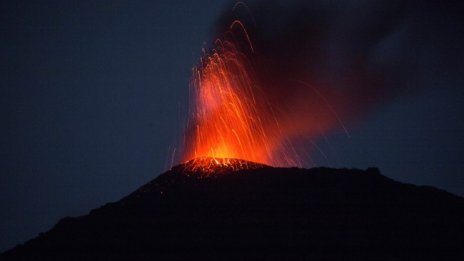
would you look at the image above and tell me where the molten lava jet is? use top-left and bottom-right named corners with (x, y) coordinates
top-left (181, 20), bottom-right (302, 170)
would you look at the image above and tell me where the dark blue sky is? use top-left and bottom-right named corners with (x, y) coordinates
top-left (1, 0), bottom-right (463, 252)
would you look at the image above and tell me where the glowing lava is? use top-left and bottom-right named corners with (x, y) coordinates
top-left (180, 157), bottom-right (269, 176)
top-left (182, 20), bottom-right (301, 168)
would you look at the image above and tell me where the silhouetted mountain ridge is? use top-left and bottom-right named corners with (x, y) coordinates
top-left (3, 161), bottom-right (464, 260)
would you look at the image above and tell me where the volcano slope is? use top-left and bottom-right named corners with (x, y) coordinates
top-left (3, 159), bottom-right (464, 260)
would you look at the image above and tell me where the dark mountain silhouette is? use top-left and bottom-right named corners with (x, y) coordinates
top-left (3, 158), bottom-right (464, 260)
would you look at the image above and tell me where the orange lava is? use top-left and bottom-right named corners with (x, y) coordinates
top-left (180, 157), bottom-right (268, 176)
top-left (182, 21), bottom-right (301, 168)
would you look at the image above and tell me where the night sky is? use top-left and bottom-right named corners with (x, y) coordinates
top-left (1, 0), bottom-right (463, 252)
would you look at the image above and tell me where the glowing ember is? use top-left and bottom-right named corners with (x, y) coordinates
top-left (180, 157), bottom-right (268, 176)
top-left (182, 20), bottom-right (301, 169)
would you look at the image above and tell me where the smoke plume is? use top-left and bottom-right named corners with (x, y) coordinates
top-left (181, 0), bottom-right (463, 166)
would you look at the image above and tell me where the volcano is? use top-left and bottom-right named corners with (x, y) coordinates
top-left (3, 159), bottom-right (464, 260)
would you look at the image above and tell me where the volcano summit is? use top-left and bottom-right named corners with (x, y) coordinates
top-left (3, 159), bottom-right (464, 260)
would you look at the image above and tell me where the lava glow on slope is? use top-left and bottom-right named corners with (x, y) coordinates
top-left (180, 157), bottom-right (269, 176)
top-left (182, 20), bottom-right (302, 170)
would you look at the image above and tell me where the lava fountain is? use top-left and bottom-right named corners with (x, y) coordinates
top-left (176, 0), bottom-right (424, 172)
top-left (182, 20), bottom-right (302, 169)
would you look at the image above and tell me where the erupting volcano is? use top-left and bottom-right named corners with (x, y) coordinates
top-left (3, 1), bottom-right (464, 260)
top-left (182, 20), bottom-right (302, 168)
